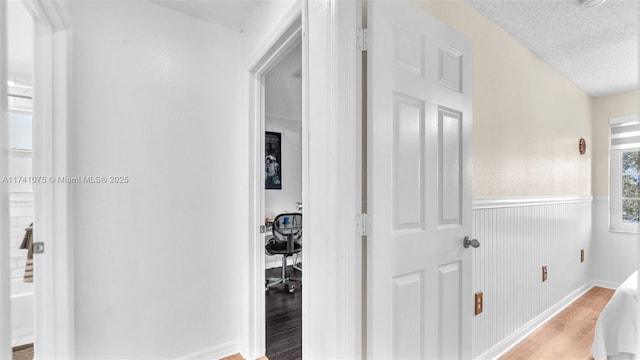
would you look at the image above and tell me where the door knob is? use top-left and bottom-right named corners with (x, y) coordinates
top-left (463, 236), bottom-right (480, 248)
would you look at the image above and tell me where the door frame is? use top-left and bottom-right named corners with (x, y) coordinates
top-left (1, 2), bottom-right (10, 357)
top-left (304, 1), bottom-right (362, 358)
top-left (246, 2), bottom-right (303, 357)
top-left (246, 0), bottom-right (362, 358)
top-left (0, 1), bottom-right (73, 358)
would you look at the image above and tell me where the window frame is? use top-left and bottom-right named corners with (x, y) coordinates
top-left (609, 115), bottom-right (640, 233)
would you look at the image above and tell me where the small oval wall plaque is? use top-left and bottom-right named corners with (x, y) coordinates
top-left (579, 138), bottom-right (586, 155)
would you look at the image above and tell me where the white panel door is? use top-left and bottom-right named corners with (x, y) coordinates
top-left (368, 1), bottom-right (474, 359)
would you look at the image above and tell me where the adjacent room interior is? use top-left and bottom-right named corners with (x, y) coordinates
top-left (262, 41), bottom-right (303, 358)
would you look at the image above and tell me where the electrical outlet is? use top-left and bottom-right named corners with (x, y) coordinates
top-left (475, 292), bottom-right (483, 315)
top-left (581, 249), bottom-right (585, 263)
top-left (542, 265), bottom-right (548, 282)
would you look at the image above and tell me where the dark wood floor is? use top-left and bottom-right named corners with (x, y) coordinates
top-left (501, 286), bottom-right (615, 360)
top-left (265, 266), bottom-right (302, 360)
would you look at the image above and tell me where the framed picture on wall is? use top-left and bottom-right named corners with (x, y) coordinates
top-left (265, 131), bottom-right (282, 190)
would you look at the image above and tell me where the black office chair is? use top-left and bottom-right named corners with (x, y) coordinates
top-left (265, 213), bottom-right (302, 293)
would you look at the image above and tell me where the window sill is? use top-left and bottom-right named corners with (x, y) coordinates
top-left (608, 228), bottom-right (638, 235)
top-left (8, 148), bottom-right (33, 153)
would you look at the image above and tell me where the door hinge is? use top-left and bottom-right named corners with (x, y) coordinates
top-left (357, 213), bottom-right (369, 236)
top-left (357, 27), bottom-right (368, 52)
top-left (260, 225), bottom-right (266, 234)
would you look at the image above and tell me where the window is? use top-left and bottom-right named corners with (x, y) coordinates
top-left (8, 92), bottom-right (33, 193)
top-left (610, 115), bottom-right (640, 232)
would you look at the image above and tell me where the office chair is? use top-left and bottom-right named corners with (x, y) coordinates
top-left (265, 212), bottom-right (302, 293)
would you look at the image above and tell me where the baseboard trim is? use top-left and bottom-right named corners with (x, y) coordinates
top-left (476, 282), bottom-right (593, 360)
top-left (592, 279), bottom-right (621, 290)
top-left (174, 341), bottom-right (240, 360)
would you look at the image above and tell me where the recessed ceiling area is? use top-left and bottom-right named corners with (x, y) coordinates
top-left (466, 0), bottom-right (638, 97)
top-left (149, 0), bottom-right (261, 32)
top-left (265, 42), bottom-right (302, 121)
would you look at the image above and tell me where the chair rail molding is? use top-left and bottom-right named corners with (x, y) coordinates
top-left (473, 196), bottom-right (593, 209)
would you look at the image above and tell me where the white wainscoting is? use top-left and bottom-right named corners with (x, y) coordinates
top-left (472, 197), bottom-right (592, 358)
top-left (591, 196), bottom-right (638, 287)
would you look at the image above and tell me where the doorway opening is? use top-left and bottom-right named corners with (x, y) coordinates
top-left (7, 1), bottom-right (35, 357)
top-left (3, 1), bottom-right (72, 358)
top-left (246, 6), bottom-right (304, 359)
top-left (263, 40), bottom-right (303, 358)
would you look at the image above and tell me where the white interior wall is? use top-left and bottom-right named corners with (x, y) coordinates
top-left (7, 0), bottom-right (32, 83)
top-left (238, 1), bottom-right (299, 63)
top-left (68, 2), bottom-right (247, 358)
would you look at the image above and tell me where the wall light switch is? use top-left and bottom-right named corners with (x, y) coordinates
top-left (542, 265), bottom-right (548, 282)
top-left (475, 292), bottom-right (483, 315)
top-left (581, 249), bottom-right (585, 263)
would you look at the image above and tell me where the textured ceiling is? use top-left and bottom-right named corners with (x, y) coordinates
top-left (466, 0), bottom-right (638, 97)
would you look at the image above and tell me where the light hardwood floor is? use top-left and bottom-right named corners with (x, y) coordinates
top-left (225, 286), bottom-right (614, 360)
top-left (501, 286), bottom-right (615, 360)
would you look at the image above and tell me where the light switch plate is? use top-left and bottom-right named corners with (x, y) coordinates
top-left (475, 291), bottom-right (483, 315)
top-left (33, 242), bottom-right (45, 254)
